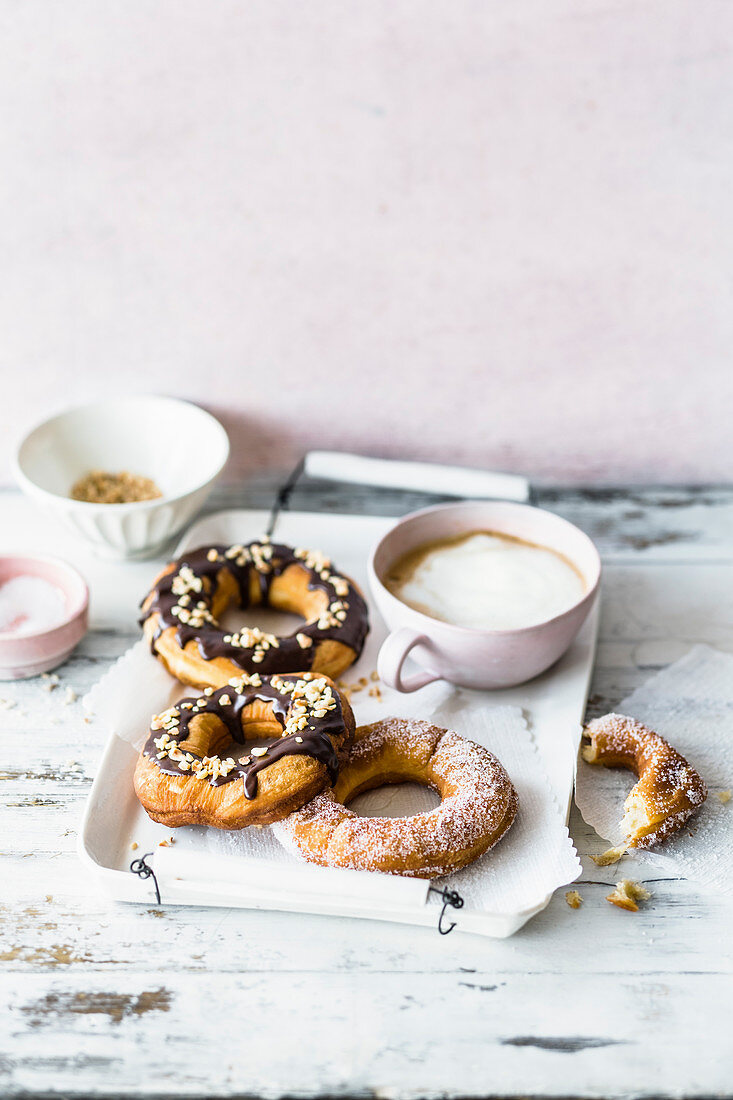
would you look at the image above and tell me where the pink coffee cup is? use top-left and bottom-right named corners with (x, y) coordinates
top-left (368, 501), bottom-right (600, 692)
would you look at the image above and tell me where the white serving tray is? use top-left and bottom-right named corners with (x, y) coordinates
top-left (79, 508), bottom-right (599, 938)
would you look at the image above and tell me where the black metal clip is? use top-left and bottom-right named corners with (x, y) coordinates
top-left (130, 853), bottom-right (161, 906)
top-left (429, 886), bottom-right (464, 935)
top-left (266, 457), bottom-right (306, 539)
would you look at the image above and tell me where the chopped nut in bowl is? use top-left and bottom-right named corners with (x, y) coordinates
top-left (14, 397), bottom-right (229, 559)
top-left (71, 470), bottom-right (162, 504)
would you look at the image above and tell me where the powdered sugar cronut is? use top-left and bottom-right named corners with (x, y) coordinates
top-left (278, 717), bottom-right (518, 878)
top-left (582, 713), bottom-right (707, 849)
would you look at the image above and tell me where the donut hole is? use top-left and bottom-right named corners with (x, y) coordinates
top-left (218, 604), bottom-right (303, 637)
top-left (347, 778), bottom-right (441, 819)
top-left (176, 709), bottom-right (286, 762)
top-left (215, 564), bottom-right (331, 636)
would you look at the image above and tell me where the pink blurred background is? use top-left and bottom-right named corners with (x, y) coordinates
top-left (1, 1), bottom-right (732, 486)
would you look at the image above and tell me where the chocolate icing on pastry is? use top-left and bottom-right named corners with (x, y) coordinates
top-left (142, 673), bottom-right (348, 800)
top-left (140, 539), bottom-right (369, 678)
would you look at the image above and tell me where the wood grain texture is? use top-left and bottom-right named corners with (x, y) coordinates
top-left (1, 484), bottom-right (732, 1099)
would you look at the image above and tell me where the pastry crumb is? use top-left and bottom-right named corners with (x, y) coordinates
top-left (130, 842), bottom-right (138, 851)
top-left (565, 890), bottom-right (583, 909)
top-left (63, 686), bottom-right (77, 705)
top-left (606, 879), bottom-right (651, 912)
top-left (716, 789), bottom-right (731, 804)
top-left (590, 844), bottom-right (628, 866)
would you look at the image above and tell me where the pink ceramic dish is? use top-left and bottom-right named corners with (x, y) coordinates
top-left (368, 501), bottom-right (601, 692)
top-left (0, 555), bottom-right (89, 680)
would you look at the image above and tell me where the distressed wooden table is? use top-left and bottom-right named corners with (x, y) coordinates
top-left (1, 481), bottom-right (732, 1100)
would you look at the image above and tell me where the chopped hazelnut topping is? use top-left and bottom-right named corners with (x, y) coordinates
top-left (71, 469), bottom-right (161, 504)
top-left (150, 673), bottom-right (338, 785)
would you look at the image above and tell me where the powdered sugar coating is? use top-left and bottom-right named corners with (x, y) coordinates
top-left (279, 717), bottom-right (518, 878)
top-left (583, 712), bottom-right (707, 848)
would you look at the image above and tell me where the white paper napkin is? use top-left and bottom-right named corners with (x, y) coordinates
top-left (208, 682), bottom-right (582, 916)
top-left (84, 638), bottom-right (183, 750)
top-left (575, 644), bottom-right (733, 896)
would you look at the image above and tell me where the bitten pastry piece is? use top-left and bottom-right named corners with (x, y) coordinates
top-left (582, 713), bottom-right (707, 849)
top-left (140, 539), bottom-right (369, 689)
top-left (134, 672), bottom-right (355, 829)
top-left (277, 717), bottom-right (518, 878)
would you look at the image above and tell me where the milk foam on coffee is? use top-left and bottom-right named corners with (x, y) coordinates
top-left (385, 531), bottom-right (586, 631)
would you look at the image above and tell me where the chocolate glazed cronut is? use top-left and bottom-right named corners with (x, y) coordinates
top-left (134, 672), bottom-right (356, 828)
top-left (140, 539), bottom-right (370, 689)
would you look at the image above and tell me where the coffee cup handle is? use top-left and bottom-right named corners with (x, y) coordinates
top-left (377, 628), bottom-right (442, 693)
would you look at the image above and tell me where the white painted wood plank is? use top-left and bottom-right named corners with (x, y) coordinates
top-left (208, 481), bottom-right (733, 562)
top-left (2, 968), bottom-right (730, 1099)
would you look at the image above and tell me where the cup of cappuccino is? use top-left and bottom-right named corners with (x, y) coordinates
top-left (368, 501), bottom-right (600, 692)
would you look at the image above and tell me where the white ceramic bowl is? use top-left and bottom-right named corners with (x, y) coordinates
top-left (369, 500), bottom-right (601, 691)
top-left (14, 397), bottom-right (230, 559)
